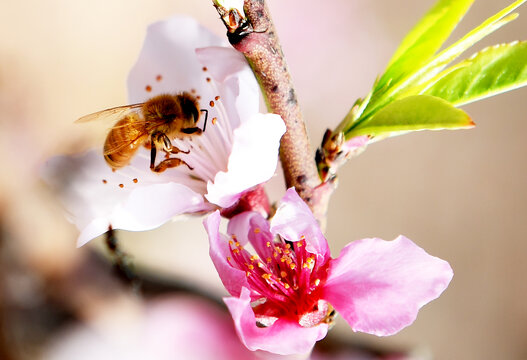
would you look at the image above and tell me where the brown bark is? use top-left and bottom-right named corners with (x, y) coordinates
top-left (214, 0), bottom-right (333, 225)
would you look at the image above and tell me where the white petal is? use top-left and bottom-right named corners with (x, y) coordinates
top-left (111, 183), bottom-right (209, 230)
top-left (43, 16), bottom-right (269, 246)
top-left (196, 47), bottom-right (259, 127)
top-left (128, 15), bottom-right (227, 103)
top-left (205, 114), bottom-right (285, 208)
top-left (42, 150), bottom-right (211, 246)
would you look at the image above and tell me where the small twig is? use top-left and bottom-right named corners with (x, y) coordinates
top-left (214, 0), bottom-right (334, 225)
top-left (105, 226), bottom-right (141, 293)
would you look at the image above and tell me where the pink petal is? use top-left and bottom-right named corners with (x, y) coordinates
top-left (226, 211), bottom-right (263, 246)
top-left (270, 188), bottom-right (330, 259)
top-left (205, 113), bottom-right (285, 208)
top-left (224, 287), bottom-right (328, 355)
top-left (144, 296), bottom-right (258, 360)
top-left (322, 235), bottom-right (453, 336)
top-left (44, 295), bottom-right (258, 360)
top-left (204, 211), bottom-right (250, 297)
top-left (227, 211), bottom-right (275, 260)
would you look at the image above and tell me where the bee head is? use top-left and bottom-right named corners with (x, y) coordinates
top-left (178, 93), bottom-right (200, 125)
top-left (191, 106), bottom-right (200, 125)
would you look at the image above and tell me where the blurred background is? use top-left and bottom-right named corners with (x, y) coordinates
top-left (0, 0), bottom-right (526, 359)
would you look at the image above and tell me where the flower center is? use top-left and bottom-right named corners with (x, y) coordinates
top-left (227, 232), bottom-right (329, 325)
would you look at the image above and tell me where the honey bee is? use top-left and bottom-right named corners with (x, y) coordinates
top-left (77, 92), bottom-right (208, 173)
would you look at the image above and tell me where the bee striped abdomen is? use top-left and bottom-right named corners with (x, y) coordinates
top-left (104, 115), bottom-right (148, 169)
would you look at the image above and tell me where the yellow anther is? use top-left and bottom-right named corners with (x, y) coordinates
top-left (227, 256), bottom-right (232, 262)
top-left (296, 241), bottom-right (303, 248)
top-left (229, 240), bottom-right (234, 246)
top-left (250, 255), bottom-right (259, 261)
top-left (233, 249), bottom-right (240, 255)
top-left (246, 272), bottom-right (251, 277)
top-left (258, 262), bottom-right (264, 268)
top-left (314, 279), bottom-right (321, 286)
top-left (254, 228), bottom-right (261, 234)
top-left (267, 257), bottom-right (272, 263)
top-left (290, 263), bottom-right (296, 270)
top-left (300, 235), bottom-right (306, 240)
top-left (235, 242), bottom-right (241, 247)
top-left (266, 241), bottom-right (272, 248)
top-left (284, 283), bottom-right (290, 289)
top-left (285, 243), bottom-right (291, 249)
top-left (262, 273), bottom-right (271, 280)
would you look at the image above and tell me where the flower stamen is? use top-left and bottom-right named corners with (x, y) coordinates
top-left (226, 234), bottom-right (329, 323)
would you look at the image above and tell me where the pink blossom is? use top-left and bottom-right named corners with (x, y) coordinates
top-left (205, 188), bottom-right (453, 355)
top-left (43, 16), bottom-right (285, 246)
top-left (42, 295), bottom-right (261, 360)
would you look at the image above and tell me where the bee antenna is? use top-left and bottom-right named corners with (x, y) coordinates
top-left (200, 109), bottom-right (208, 132)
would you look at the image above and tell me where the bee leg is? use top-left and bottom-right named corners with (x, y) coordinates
top-left (150, 132), bottom-right (171, 170)
top-left (149, 132), bottom-right (166, 170)
top-left (153, 132), bottom-right (192, 156)
top-left (169, 146), bottom-right (190, 155)
top-left (149, 141), bottom-right (158, 170)
top-left (181, 127), bottom-right (203, 135)
top-left (152, 158), bottom-right (193, 173)
top-left (151, 132), bottom-right (173, 152)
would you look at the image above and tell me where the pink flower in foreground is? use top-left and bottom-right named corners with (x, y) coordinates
top-left (205, 188), bottom-right (453, 355)
top-left (43, 16), bottom-right (285, 246)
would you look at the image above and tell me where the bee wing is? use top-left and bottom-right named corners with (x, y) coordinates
top-left (75, 103), bottom-right (144, 124)
top-left (76, 103), bottom-right (152, 156)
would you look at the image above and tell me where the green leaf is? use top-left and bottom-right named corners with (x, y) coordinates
top-left (376, 0), bottom-right (474, 93)
top-left (345, 95), bottom-right (474, 138)
top-left (362, 0), bottom-right (525, 123)
top-left (339, 0), bottom-right (526, 143)
top-left (422, 41), bottom-right (527, 106)
top-left (411, 0), bottom-right (526, 88)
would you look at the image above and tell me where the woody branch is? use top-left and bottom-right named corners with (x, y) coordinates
top-left (213, 0), bottom-right (334, 225)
